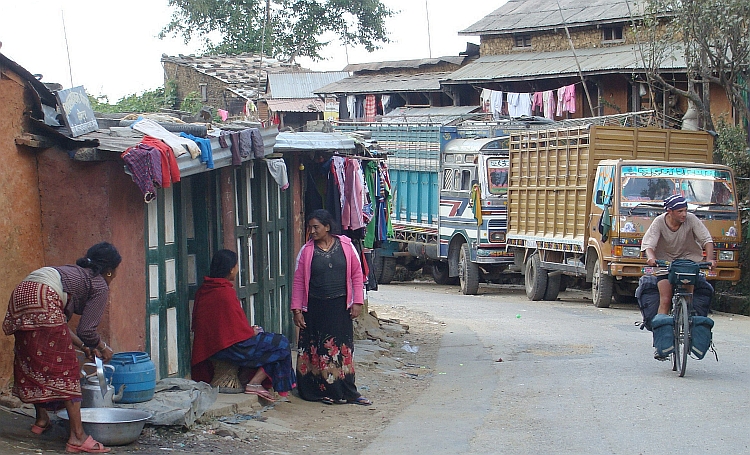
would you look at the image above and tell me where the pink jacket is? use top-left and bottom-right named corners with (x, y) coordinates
top-left (291, 235), bottom-right (364, 312)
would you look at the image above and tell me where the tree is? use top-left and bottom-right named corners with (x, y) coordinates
top-left (641, 0), bottom-right (750, 132)
top-left (160, 0), bottom-right (394, 62)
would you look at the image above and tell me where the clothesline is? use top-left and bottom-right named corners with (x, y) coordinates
top-left (480, 83), bottom-right (578, 120)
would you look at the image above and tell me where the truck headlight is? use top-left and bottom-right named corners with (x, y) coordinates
top-left (489, 232), bottom-right (505, 243)
top-left (614, 246), bottom-right (641, 257)
top-left (718, 250), bottom-right (734, 261)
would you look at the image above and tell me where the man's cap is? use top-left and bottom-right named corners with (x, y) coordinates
top-left (664, 195), bottom-right (687, 210)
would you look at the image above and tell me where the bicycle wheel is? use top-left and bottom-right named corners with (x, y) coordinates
top-left (672, 301), bottom-right (680, 372)
top-left (675, 297), bottom-right (690, 377)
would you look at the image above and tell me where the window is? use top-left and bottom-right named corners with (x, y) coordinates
top-left (199, 83), bottom-right (208, 102)
top-left (514, 35), bottom-right (532, 48)
top-left (602, 27), bottom-right (624, 42)
top-left (442, 169), bottom-right (454, 190)
top-left (461, 170), bottom-right (473, 191)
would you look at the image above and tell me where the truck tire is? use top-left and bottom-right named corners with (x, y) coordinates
top-left (544, 273), bottom-right (561, 301)
top-left (374, 250), bottom-right (397, 285)
top-left (525, 253), bottom-right (548, 301)
top-left (592, 257), bottom-right (613, 308)
top-left (459, 243), bottom-right (480, 295)
top-left (431, 261), bottom-right (458, 285)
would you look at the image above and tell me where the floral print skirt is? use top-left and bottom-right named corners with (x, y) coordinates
top-left (296, 295), bottom-right (361, 402)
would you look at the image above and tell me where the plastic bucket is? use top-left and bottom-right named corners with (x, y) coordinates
top-left (109, 351), bottom-right (156, 404)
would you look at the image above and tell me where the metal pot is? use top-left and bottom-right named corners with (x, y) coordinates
top-left (81, 364), bottom-right (125, 408)
top-left (57, 408), bottom-right (152, 446)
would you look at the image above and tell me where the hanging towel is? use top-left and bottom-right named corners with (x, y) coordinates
top-left (217, 109), bottom-right (228, 121)
top-left (250, 128), bottom-right (265, 158)
top-left (180, 132), bottom-right (214, 169)
top-left (265, 158), bottom-right (289, 190)
top-left (364, 94), bottom-right (377, 122)
top-left (490, 90), bottom-right (504, 120)
top-left (507, 92), bottom-right (532, 118)
top-left (542, 90), bottom-right (556, 119)
top-left (121, 144), bottom-right (162, 203)
top-left (531, 92), bottom-right (544, 115)
top-left (563, 84), bottom-right (577, 114)
top-left (142, 135), bottom-right (179, 187)
top-left (131, 118), bottom-right (201, 159)
top-left (347, 95), bottom-right (356, 119)
top-left (557, 86), bottom-right (566, 116)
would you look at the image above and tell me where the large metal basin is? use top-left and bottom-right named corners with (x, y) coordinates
top-left (57, 408), bottom-right (151, 446)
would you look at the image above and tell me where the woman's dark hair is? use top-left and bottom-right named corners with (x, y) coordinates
top-left (76, 242), bottom-right (122, 276)
top-left (209, 249), bottom-right (238, 278)
top-left (306, 209), bottom-right (338, 234)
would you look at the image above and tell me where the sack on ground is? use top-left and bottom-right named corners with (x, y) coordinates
top-left (690, 316), bottom-right (714, 360)
top-left (636, 275), bottom-right (660, 331)
top-left (692, 276), bottom-right (714, 317)
top-left (651, 314), bottom-right (674, 358)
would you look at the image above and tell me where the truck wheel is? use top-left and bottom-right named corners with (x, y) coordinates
top-left (544, 273), bottom-right (561, 301)
top-left (592, 258), bottom-right (613, 308)
top-left (525, 253), bottom-right (548, 301)
top-left (431, 261), bottom-right (457, 285)
top-left (459, 243), bottom-right (480, 295)
top-left (374, 250), bottom-right (397, 285)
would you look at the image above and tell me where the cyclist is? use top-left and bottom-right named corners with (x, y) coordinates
top-left (641, 195), bottom-right (716, 358)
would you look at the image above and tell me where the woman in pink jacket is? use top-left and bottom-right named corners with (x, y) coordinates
top-left (291, 209), bottom-right (371, 405)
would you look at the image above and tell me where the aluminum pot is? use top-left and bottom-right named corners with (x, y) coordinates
top-left (57, 408), bottom-right (152, 446)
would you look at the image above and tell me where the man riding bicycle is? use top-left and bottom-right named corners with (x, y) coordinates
top-left (641, 195), bottom-right (716, 359)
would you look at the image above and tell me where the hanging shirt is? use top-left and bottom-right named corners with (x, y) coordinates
top-left (507, 92), bottom-right (532, 118)
top-left (543, 90), bottom-right (556, 119)
top-left (531, 92), bottom-right (544, 115)
top-left (490, 90), bottom-right (504, 120)
top-left (563, 84), bottom-right (577, 114)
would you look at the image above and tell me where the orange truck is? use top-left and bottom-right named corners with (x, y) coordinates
top-left (506, 124), bottom-right (741, 307)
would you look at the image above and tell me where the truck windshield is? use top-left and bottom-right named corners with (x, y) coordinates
top-left (620, 165), bottom-right (734, 209)
top-left (486, 158), bottom-right (509, 195)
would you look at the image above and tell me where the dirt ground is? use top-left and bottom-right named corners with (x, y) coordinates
top-left (116, 300), bottom-right (444, 454)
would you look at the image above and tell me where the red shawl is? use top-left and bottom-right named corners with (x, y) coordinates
top-left (191, 277), bottom-right (255, 383)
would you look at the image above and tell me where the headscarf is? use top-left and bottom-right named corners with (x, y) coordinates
top-left (664, 195), bottom-right (687, 211)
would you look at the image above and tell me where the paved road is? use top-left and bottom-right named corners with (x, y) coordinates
top-left (363, 282), bottom-right (750, 455)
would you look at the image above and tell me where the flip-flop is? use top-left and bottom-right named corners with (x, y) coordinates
top-left (65, 435), bottom-right (111, 453)
top-left (31, 422), bottom-right (51, 435)
top-left (244, 384), bottom-right (275, 402)
top-left (348, 397), bottom-right (372, 406)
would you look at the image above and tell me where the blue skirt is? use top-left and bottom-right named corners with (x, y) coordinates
top-left (212, 332), bottom-right (296, 393)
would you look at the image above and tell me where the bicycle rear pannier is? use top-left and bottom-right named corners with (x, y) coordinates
top-left (690, 316), bottom-right (714, 360)
top-left (636, 275), bottom-right (660, 331)
top-left (668, 259), bottom-right (700, 285)
top-left (692, 276), bottom-right (714, 317)
top-left (651, 314), bottom-right (675, 358)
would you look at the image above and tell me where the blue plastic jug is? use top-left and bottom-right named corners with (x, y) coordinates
top-left (109, 351), bottom-right (156, 403)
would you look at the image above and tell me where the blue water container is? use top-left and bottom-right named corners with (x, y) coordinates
top-left (110, 351), bottom-right (156, 403)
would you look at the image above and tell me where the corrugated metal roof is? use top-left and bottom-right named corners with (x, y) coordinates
top-left (460, 0), bottom-right (647, 35)
top-left (381, 106), bottom-right (481, 125)
top-left (264, 98), bottom-right (325, 113)
top-left (267, 72), bottom-right (350, 98)
top-left (442, 43), bottom-right (685, 84)
top-left (273, 132), bottom-right (356, 151)
top-left (315, 72), bottom-right (453, 95)
top-left (343, 56), bottom-right (466, 73)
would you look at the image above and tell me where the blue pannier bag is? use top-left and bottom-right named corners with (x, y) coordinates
top-left (651, 314), bottom-right (674, 358)
top-left (692, 276), bottom-right (714, 317)
top-left (690, 316), bottom-right (714, 360)
top-left (636, 275), bottom-right (660, 331)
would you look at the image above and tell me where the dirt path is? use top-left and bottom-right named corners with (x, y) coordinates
top-left (121, 301), bottom-right (445, 454)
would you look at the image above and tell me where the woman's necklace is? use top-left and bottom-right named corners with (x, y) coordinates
top-left (318, 237), bottom-right (334, 252)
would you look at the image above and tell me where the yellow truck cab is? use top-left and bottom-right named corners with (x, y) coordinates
top-left (507, 124), bottom-right (741, 307)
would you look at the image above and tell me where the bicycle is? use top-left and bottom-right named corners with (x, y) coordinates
top-left (654, 259), bottom-right (712, 377)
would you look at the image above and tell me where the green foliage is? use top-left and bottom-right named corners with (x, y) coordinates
top-left (160, 0), bottom-right (393, 61)
top-left (180, 91), bottom-right (203, 115)
top-left (87, 81), bottom-right (180, 114)
top-left (713, 118), bottom-right (750, 296)
top-left (643, 0), bottom-right (750, 128)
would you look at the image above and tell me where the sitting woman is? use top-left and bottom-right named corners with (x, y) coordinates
top-left (191, 250), bottom-right (295, 401)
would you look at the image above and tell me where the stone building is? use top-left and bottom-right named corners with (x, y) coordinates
top-left (442, 0), bottom-right (733, 124)
top-left (161, 53), bottom-right (303, 120)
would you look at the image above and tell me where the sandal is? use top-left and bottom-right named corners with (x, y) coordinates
top-left (31, 422), bottom-right (52, 435)
top-left (348, 396), bottom-right (372, 406)
top-left (65, 435), bottom-right (110, 453)
top-left (320, 397), bottom-right (347, 405)
top-left (244, 384), bottom-right (275, 402)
